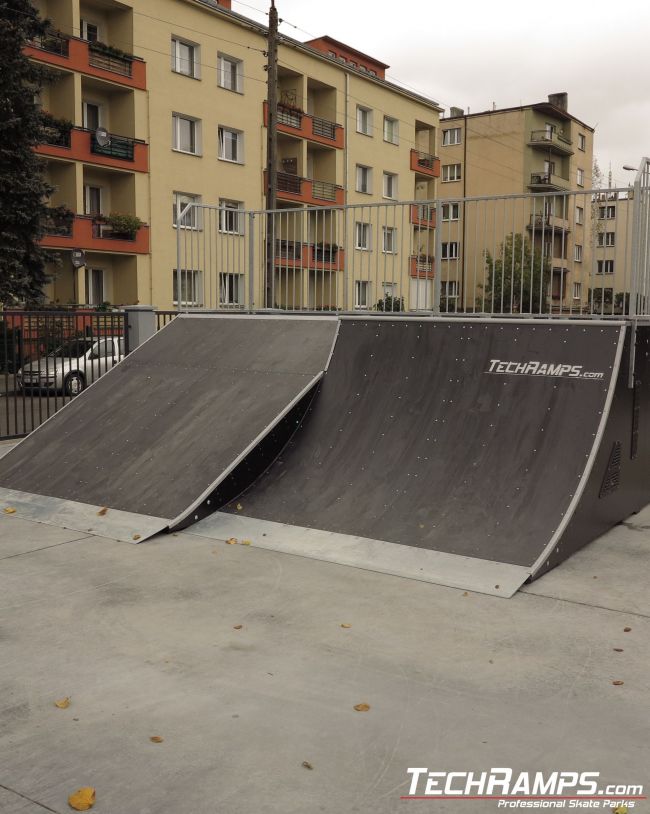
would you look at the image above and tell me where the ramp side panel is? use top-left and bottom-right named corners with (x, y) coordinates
top-left (0, 316), bottom-right (338, 520)
top-left (230, 320), bottom-right (622, 569)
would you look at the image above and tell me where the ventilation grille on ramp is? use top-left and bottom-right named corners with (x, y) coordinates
top-left (599, 441), bottom-right (622, 498)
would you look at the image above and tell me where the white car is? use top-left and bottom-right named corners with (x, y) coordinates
top-left (18, 336), bottom-right (125, 396)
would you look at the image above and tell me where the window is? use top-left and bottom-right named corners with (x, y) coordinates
top-left (409, 278), bottom-right (433, 310)
top-left (442, 128), bottom-right (461, 146)
top-left (354, 280), bottom-right (370, 309)
top-left (442, 280), bottom-right (459, 298)
top-left (382, 281), bottom-right (397, 298)
top-left (383, 172), bottom-right (398, 199)
top-left (80, 19), bottom-right (98, 42)
top-left (356, 105), bottom-right (373, 136)
top-left (573, 282), bottom-right (582, 300)
top-left (355, 222), bottom-right (371, 250)
top-left (577, 168), bottom-right (585, 187)
top-left (597, 231), bottom-right (616, 247)
top-left (82, 102), bottom-right (102, 130)
top-left (172, 113), bottom-right (200, 155)
top-left (85, 268), bottom-right (104, 305)
top-left (442, 203), bottom-right (460, 221)
top-left (442, 163), bottom-right (461, 182)
top-left (84, 185), bottom-right (102, 216)
top-left (383, 116), bottom-right (399, 145)
top-left (382, 227), bottom-right (397, 254)
top-left (597, 260), bottom-right (615, 275)
top-left (218, 53), bottom-right (243, 93)
top-left (218, 126), bottom-right (244, 163)
top-left (576, 205), bottom-right (584, 225)
top-left (219, 273), bottom-right (244, 306)
top-left (356, 164), bottom-right (372, 194)
top-left (599, 205), bottom-right (616, 219)
top-left (173, 192), bottom-right (201, 229)
top-left (574, 244), bottom-right (583, 262)
top-left (173, 269), bottom-right (203, 306)
top-left (171, 37), bottom-right (200, 78)
top-left (442, 241), bottom-right (459, 260)
top-left (578, 133), bottom-right (586, 151)
top-left (218, 199), bottom-right (244, 234)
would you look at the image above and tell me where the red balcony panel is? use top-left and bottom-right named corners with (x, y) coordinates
top-left (26, 36), bottom-right (146, 90)
top-left (410, 149), bottom-right (440, 178)
top-left (409, 203), bottom-right (437, 228)
top-left (267, 171), bottom-right (345, 207)
top-left (409, 255), bottom-right (435, 279)
top-left (41, 214), bottom-right (149, 254)
top-left (274, 242), bottom-right (345, 271)
top-left (36, 128), bottom-right (148, 172)
top-left (263, 102), bottom-right (344, 149)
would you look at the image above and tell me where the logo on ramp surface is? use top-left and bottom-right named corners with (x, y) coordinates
top-left (487, 359), bottom-right (605, 380)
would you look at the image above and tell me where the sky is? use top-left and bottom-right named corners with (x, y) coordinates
top-left (233, 0), bottom-right (650, 188)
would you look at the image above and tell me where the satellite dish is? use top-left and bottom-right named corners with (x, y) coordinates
top-left (95, 127), bottom-right (111, 148)
top-left (71, 249), bottom-right (86, 268)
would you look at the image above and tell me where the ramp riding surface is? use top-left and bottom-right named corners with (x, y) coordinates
top-left (0, 315), bottom-right (338, 542)
top-left (192, 318), bottom-right (628, 596)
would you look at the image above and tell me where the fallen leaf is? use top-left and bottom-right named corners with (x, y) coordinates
top-left (233, 624), bottom-right (243, 630)
top-left (68, 787), bottom-right (95, 810)
top-left (132, 534), bottom-right (141, 541)
top-left (353, 703), bottom-right (370, 712)
top-left (149, 735), bottom-right (164, 743)
top-left (340, 623), bottom-right (352, 629)
top-left (462, 591), bottom-right (469, 597)
top-left (236, 503), bottom-right (243, 511)
top-left (241, 539), bottom-right (251, 546)
top-left (302, 761), bottom-right (313, 770)
top-left (613, 647), bottom-right (624, 652)
top-left (226, 537), bottom-right (238, 545)
top-left (96, 507), bottom-right (108, 517)
top-left (55, 697), bottom-right (71, 709)
top-left (3, 507), bottom-right (16, 514)
top-left (612, 680), bottom-right (624, 686)
top-left (614, 806), bottom-right (628, 814)
top-left (623, 627), bottom-right (632, 632)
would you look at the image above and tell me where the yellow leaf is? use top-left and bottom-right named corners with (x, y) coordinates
top-left (614, 806), bottom-right (628, 814)
top-left (302, 761), bottom-right (313, 770)
top-left (68, 787), bottom-right (95, 811)
top-left (225, 537), bottom-right (238, 545)
top-left (236, 503), bottom-right (243, 511)
top-left (353, 703), bottom-right (370, 712)
top-left (233, 624), bottom-right (243, 630)
top-left (149, 735), bottom-right (164, 743)
top-left (340, 623), bottom-right (352, 629)
top-left (3, 507), bottom-right (16, 514)
top-left (241, 539), bottom-right (251, 546)
top-left (55, 697), bottom-right (71, 709)
top-left (132, 534), bottom-right (141, 541)
top-left (96, 507), bottom-right (108, 517)
top-left (612, 680), bottom-right (624, 686)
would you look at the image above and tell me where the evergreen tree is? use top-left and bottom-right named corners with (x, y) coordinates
top-left (0, 0), bottom-right (54, 305)
top-left (479, 233), bottom-right (551, 314)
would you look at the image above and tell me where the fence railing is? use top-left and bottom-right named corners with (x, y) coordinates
top-left (0, 310), bottom-right (128, 440)
top-left (175, 163), bottom-right (650, 318)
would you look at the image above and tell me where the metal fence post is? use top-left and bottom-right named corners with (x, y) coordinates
top-left (433, 198), bottom-right (442, 315)
top-left (248, 212), bottom-right (255, 312)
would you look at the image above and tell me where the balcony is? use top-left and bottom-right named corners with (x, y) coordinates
top-left (36, 125), bottom-right (148, 172)
top-left (264, 102), bottom-right (343, 149)
top-left (528, 172), bottom-right (570, 192)
top-left (410, 149), bottom-right (440, 178)
top-left (274, 240), bottom-right (345, 271)
top-left (25, 32), bottom-right (146, 90)
top-left (410, 203), bottom-right (436, 229)
top-left (269, 171), bottom-right (345, 206)
top-left (528, 130), bottom-right (573, 156)
top-left (526, 213), bottom-right (571, 234)
top-left (41, 212), bottom-right (149, 254)
top-left (409, 255), bottom-right (434, 279)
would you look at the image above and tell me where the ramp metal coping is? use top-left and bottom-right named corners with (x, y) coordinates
top-left (337, 315), bottom-right (627, 326)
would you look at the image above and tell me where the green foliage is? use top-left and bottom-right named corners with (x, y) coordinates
top-left (0, 0), bottom-right (54, 305)
top-left (479, 233), bottom-right (551, 314)
top-left (106, 212), bottom-right (143, 238)
top-left (88, 40), bottom-right (132, 61)
top-left (376, 295), bottom-right (404, 312)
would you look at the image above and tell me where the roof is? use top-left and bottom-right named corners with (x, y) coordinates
top-left (443, 102), bottom-right (594, 133)
top-left (304, 35), bottom-right (390, 70)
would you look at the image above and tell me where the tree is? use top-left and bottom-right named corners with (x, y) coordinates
top-left (479, 233), bottom-right (551, 314)
top-left (375, 294), bottom-right (404, 312)
top-left (0, 0), bottom-right (55, 305)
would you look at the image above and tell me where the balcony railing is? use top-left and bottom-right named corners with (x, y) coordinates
top-left (277, 105), bottom-right (302, 128)
top-left (88, 43), bottom-right (133, 77)
top-left (410, 149), bottom-right (441, 177)
top-left (274, 240), bottom-right (344, 269)
top-left (528, 129), bottom-right (573, 154)
top-left (312, 116), bottom-right (337, 140)
top-left (410, 203), bottom-right (437, 228)
top-left (40, 213), bottom-right (149, 253)
top-left (264, 103), bottom-right (343, 148)
top-left (311, 180), bottom-right (338, 202)
top-left (528, 213), bottom-right (572, 233)
top-left (274, 172), bottom-right (345, 206)
top-left (91, 131), bottom-right (135, 161)
top-left (40, 115), bottom-right (72, 148)
top-left (529, 172), bottom-right (570, 190)
top-left (32, 30), bottom-right (70, 57)
top-left (278, 172), bottom-right (302, 195)
top-left (409, 255), bottom-right (435, 278)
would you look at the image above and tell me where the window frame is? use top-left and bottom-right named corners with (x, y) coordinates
top-left (356, 105), bottom-right (373, 136)
top-left (441, 163), bottom-right (462, 183)
top-left (441, 202), bottom-right (460, 221)
top-left (574, 243), bottom-right (583, 262)
top-left (441, 241), bottom-right (459, 260)
top-left (597, 259), bottom-right (615, 275)
top-left (218, 125), bottom-right (244, 164)
top-left (442, 127), bottom-right (461, 146)
top-left (356, 164), bottom-right (372, 194)
top-left (575, 205), bottom-right (584, 225)
top-left (171, 36), bottom-right (200, 79)
top-left (173, 192), bottom-right (202, 230)
top-left (354, 280), bottom-right (371, 309)
top-left (578, 133), bottom-right (586, 151)
top-left (219, 272), bottom-right (245, 306)
top-left (217, 52), bottom-right (243, 93)
top-left (172, 113), bottom-right (201, 156)
top-left (173, 268), bottom-right (204, 307)
top-left (576, 167), bottom-right (585, 187)
top-left (383, 116), bottom-right (399, 145)
top-left (382, 171), bottom-right (398, 200)
top-left (382, 226), bottom-right (397, 254)
top-left (354, 221), bottom-right (371, 250)
top-left (218, 199), bottom-right (245, 234)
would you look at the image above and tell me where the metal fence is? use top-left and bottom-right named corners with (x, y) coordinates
top-left (175, 158), bottom-right (650, 318)
top-left (0, 310), bottom-right (128, 440)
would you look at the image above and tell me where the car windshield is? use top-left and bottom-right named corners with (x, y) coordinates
top-left (47, 338), bottom-right (95, 359)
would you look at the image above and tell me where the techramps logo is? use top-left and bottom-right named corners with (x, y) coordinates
top-left (403, 768), bottom-right (645, 809)
top-left (486, 359), bottom-right (605, 380)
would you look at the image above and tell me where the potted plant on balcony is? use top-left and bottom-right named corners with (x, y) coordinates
top-left (105, 212), bottom-right (143, 240)
top-left (88, 40), bottom-right (133, 62)
top-left (39, 111), bottom-right (73, 148)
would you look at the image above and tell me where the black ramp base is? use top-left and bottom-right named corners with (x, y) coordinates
top-left (0, 315), bottom-right (338, 541)
top-left (195, 318), bottom-right (626, 595)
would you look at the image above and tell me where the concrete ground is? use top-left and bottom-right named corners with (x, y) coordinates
top-left (0, 504), bottom-right (649, 813)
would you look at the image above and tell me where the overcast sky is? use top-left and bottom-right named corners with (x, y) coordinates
top-left (234, 0), bottom-right (650, 188)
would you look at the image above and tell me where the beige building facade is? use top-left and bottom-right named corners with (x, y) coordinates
top-left (28, 0), bottom-right (442, 311)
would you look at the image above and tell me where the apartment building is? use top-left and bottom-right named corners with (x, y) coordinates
top-left (592, 190), bottom-right (633, 313)
top-left (437, 93), bottom-right (595, 313)
top-left (27, 0), bottom-right (442, 310)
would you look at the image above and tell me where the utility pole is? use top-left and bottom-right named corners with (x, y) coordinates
top-left (265, 0), bottom-right (279, 308)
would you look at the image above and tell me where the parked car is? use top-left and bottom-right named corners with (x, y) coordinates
top-left (17, 336), bottom-right (125, 396)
